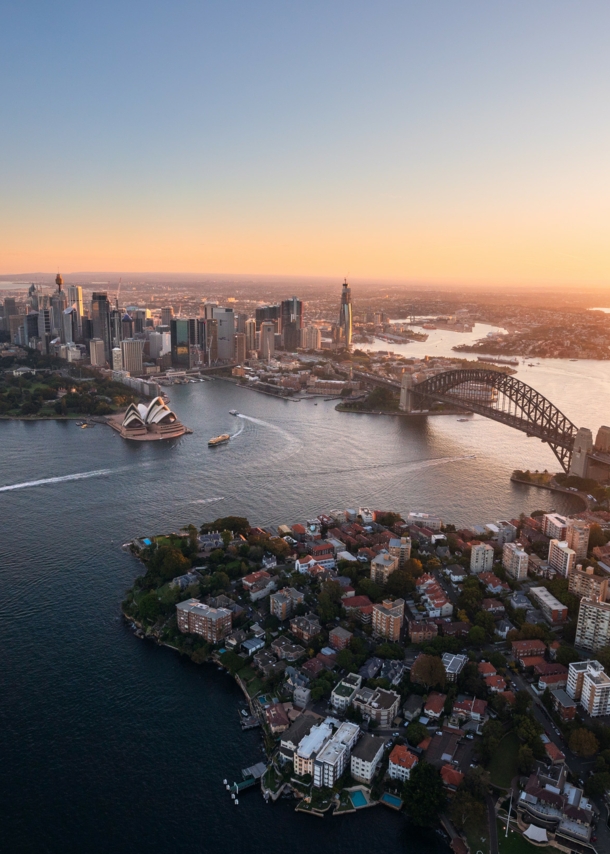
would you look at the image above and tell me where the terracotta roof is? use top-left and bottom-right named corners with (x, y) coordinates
top-left (544, 742), bottom-right (565, 762)
top-left (441, 764), bottom-right (464, 788)
top-left (389, 744), bottom-right (418, 770)
top-left (342, 595), bottom-right (373, 609)
top-left (477, 661), bottom-right (497, 676)
top-left (424, 692), bottom-right (447, 716)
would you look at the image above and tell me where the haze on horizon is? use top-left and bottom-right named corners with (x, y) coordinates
top-left (2, 1), bottom-right (610, 289)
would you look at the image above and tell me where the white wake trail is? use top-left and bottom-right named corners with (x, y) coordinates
top-left (190, 497), bottom-right (225, 505)
top-left (0, 468), bottom-right (116, 493)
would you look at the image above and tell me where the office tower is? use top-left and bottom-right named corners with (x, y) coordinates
top-left (213, 307), bottom-right (235, 360)
top-left (148, 331), bottom-right (170, 359)
top-left (259, 321), bottom-right (275, 359)
top-left (245, 318), bottom-right (257, 354)
top-left (205, 318), bottom-right (218, 363)
top-left (112, 347), bottom-right (123, 371)
top-left (566, 519), bottom-right (590, 560)
top-left (339, 279), bottom-right (352, 347)
top-left (203, 302), bottom-right (217, 320)
top-left (548, 539), bottom-right (576, 577)
top-left (236, 313), bottom-right (248, 334)
top-left (542, 513), bottom-right (567, 540)
top-left (50, 292), bottom-right (67, 336)
top-left (575, 597), bottom-right (610, 652)
top-left (281, 297), bottom-right (303, 351)
top-left (24, 313), bottom-right (39, 343)
top-left (195, 318), bottom-right (206, 349)
top-left (255, 304), bottom-right (280, 331)
top-left (568, 564), bottom-right (609, 601)
top-left (234, 332), bottom-right (246, 363)
top-left (121, 313), bottom-right (134, 340)
top-left (161, 307), bottom-right (174, 327)
top-left (470, 542), bottom-right (494, 574)
top-left (121, 338), bottom-right (144, 375)
top-left (62, 307), bottom-right (78, 344)
top-left (302, 325), bottom-right (322, 350)
top-left (3, 297), bottom-right (17, 324)
top-left (89, 338), bottom-right (106, 366)
top-left (67, 285), bottom-right (84, 332)
top-left (502, 542), bottom-right (529, 581)
top-left (91, 293), bottom-right (112, 360)
top-left (170, 318), bottom-right (191, 367)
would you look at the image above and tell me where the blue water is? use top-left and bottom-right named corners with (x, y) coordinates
top-left (381, 793), bottom-right (403, 808)
top-left (351, 791), bottom-right (368, 808)
top-left (0, 356), bottom-right (598, 853)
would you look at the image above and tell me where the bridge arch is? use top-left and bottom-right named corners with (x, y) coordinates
top-left (411, 369), bottom-right (578, 471)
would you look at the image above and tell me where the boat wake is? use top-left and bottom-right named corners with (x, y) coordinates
top-left (0, 468), bottom-right (119, 493)
top-left (190, 497), bottom-right (225, 505)
top-left (235, 414), bottom-right (302, 457)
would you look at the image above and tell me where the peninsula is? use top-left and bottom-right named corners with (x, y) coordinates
top-left (123, 505), bottom-right (610, 853)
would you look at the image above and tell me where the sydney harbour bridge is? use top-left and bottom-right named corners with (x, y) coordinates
top-left (352, 367), bottom-right (606, 477)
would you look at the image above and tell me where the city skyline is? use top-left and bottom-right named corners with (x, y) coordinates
top-left (2, 2), bottom-right (610, 287)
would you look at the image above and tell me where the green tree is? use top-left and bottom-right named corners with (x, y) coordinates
top-left (569, 728), bottom-right (599, 757)
top-left (555, 645), bottom-right (581, 667)
top-left (138, 592), bottom-right (160, 622)
top-left (403, 761), bottom-right (447, 827)
top-left (405, 721), bottom-right (428, 747)
top-left (450, 789), bottom-right (485, 830)
top-left (384, 570), bottom-right (413, 599)
top-left (480, 719), bottom-right (504, 764)
top-left (410, 654), bottom-right (446, 690)
top-left (588, 523), bottom-right (608, 550)
top-left (467, 625), bottom-right (486, 645)
top-left (336, 649), bottom-right (355, 670)
top-left (518, 744), bottom-right (535, 775)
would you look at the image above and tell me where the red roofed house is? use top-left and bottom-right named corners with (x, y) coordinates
top-left (485, 674), bottom-right (508, 693)
top-left (388, 744), bottom-right (419, 782)
top-left (538, 671), bottom-right (568, 691)
top-left (481, 598), bottom-right (505, 615)
top-left (511, 639), bottom-right (546, 665)
top-left (291, 524), bottom-right (307, 540)
top-left (301, 658), bottom-right (324, 679)
top-left (545, 741), bottom-right (566, 765)
top-left (441, 764), bottom-right (464, 791)
top-left (242, 570), bottom-right (271, 590)
top-left (479, 572), bottom-right (510, 595)
top-left (295, 555), bottom-right (316, 573)
top-left (342, 595), bottom-right (373, 623)
top-left (452, 696), bottom-right (488, 722)
top-left (500, 690), bottom-right (516, 705)
top-left (477, 661), bottom-right (497, 677)
top-left (424, 692), bottom-right (447, 719)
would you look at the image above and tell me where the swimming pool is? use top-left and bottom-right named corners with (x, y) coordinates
top-left (380, 792), bottom-right (402, 809)
top-left (350, 790), bottom-right (367, 808)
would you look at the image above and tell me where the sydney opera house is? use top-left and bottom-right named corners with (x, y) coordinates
top-left (109, 397), bottom-right (190, 440)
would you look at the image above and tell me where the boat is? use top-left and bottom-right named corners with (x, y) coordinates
top-left (457, 418), bottom-right (469, 422)
top-left (229, 410), bottom-right (239, 416)
top-left (208, 434), bottom-right (231, 447)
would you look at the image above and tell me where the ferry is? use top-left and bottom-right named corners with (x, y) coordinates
top-left (208, 434), bottom-right (231, 447)
top-left (229, 410), bottom-right (239, 416)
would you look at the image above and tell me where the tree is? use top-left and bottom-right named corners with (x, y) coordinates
top-left (569, 728), bottom-right (599, 757)
top-left (467, 626), bottom-right (486, 645)
top-left (595, 644), bottom-right (610, 671)
top-left (480, 719), bottom-right (504, 764)
top-left (518, 745), bottom-right (535, 775)
top-left (405, 721), bottom-right (428, 747)
top-left (336, 649), bottom-right (355, 670)
top-left (514, 690), bottom-right (532, 716)
top-left (384, 570), bottom-right (413, 599)
top-left (588, 523), bottom-right (608, 550)
top-left (403, 761), bottom-right (446, 827)
top-left (405, 557), bottom-right (424, 579)
top-left (201, 516), bottom-right (250, 536)
top-left (138, 592), bottom-right (160, 622)
top-left (450, 789), bottom-right (485, 830)
top-left (410, 654), bottom-right (446, 690)
top-left (555, 645), bottom-right (581, 667)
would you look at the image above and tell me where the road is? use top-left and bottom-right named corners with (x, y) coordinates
top-left (487, 794), bottom-right (499, 854)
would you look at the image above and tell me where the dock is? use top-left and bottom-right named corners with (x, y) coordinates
top-left (239, 713), bottom-right (260, 730)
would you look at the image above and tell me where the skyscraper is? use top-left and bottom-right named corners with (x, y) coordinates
top-left (339, 279), bottom-right (352, 348)
top-left (255, 304), bottom-right (281, 331)
top-left (91, 293), bottom-right (112, 360)
top-left (67, 285), bottom-right (84, 332)
top-left (161, 306), bottom-right (174, 327)
top-left (234, 332), bottom-right (246, 363)
top-left (259, 321), bottom-right (275, 359)
top-left (213, 307), bottom-right (235, 361)
top-left (170, 317), bottom-right (191, 367)
top-left (245, 318), bottom-right (257, 354)
top-left (121, 338), bottom-right (144, 375)
top-left (281, 296), bottom-right (303, 351)
top-left (89, 338), bottom-right (106, 366)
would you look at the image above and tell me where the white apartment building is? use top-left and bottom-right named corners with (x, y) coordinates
top-left (407, 512), bottom-right (442, 531)
top-left (388, 744), bottom-right (419, 782)
top-left (567, 660), bottom-right (610, 717)
top-left (502, 542), bottom-right (529, 581)
top-left (542, 513), bottom-right (568, 540)
top-left (330, 673), bottom-right (362, 712)
top-left (293, 722), bottom-right (333, 777)
top-left (568, 565), bottom-right (609, 602)
top-left (313, 721), bottom-right (360, 788)
top-left (350, 734), bottom-right (385, 784)
top-left (548, 540), bottom-right (576, 578)
top-left (470, 542), bottom-right (494, 574)
top-left (581, 664), bottom-right (610, 717)
top-left (566, 519), bottom-right (590, 561)
top-left (575, 597), bottom-right (610, 652)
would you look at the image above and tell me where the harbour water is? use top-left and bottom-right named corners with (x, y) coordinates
top-left (0, 326), bottom-right (605, 852)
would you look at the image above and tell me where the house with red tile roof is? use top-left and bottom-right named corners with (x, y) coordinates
top-left (477, 661), bottom-right (497, 677)
top-left (441, 764), bottom-right (464, 790)
top-left (388, 744), bottom-right (419, 782)
top-left (452, 696), bottom-right (488, 722)
top-left (424, 692), bottom-right (447, 719)
top-left (485, 674), bottom-right (508, 693)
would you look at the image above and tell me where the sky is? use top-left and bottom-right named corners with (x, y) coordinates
top-left (2, 1), bottom-right (610, 287)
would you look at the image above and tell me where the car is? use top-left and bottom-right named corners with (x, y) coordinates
top-left (466, 733), bottom-right (474, 740)
top-left (392, 731), bottom-right (400, 737)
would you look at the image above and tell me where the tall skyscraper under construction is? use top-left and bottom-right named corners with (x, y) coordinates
top-left (339, 279), bottom-right (352, 348)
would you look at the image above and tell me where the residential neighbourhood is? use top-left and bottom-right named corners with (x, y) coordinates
top-left (124, 504), bottom-right (610, 854)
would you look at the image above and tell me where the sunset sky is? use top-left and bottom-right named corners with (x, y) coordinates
top-left (2, 1), bottom-right (610, 286)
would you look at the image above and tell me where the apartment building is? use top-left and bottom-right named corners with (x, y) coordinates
top-left (289, 613), bottom-right (321, 642)
top-left (388, 536), bottom-right (411, 568)
top-left (548, 539), bottom-right (576, 578)
top-left (328, 626), bottom-right (353, 651)
top-left (293, 721), bottom-right (333, 777)
top-left (502, 542), bottom-right (529, 581)
top-left (175, 598), bottom-right (232, 642)
top-left (388, 744), bottom-right (419, 782)
top-left (408, 620), bottom-right (438, 644)
top-left (269, 587), bottom-right (304, 620)
top-left (470, 542), bottom-right (494, 574)
top-left (331, 673), bottom-right (363, 712)
top-left (442, 652), bottom-right (468, 682)
top-left (372, 598), bottom-right (404, 641)
top-left (370, 551), bottom-right (399, 585)
top-left (575, 597), bottom-right (610, 652)
top-left (568, 565), bottom-right (608, 602)
top-left (542, 513), bottom-right (568, 540)
top-left (350, 734), bottom-right (385, 784)
top-left (408, 512), bottom-right (442, 531)
top-left (313, 722), bottom-right (360, 788)
top-left (352, 687), bottom-right (400, 726)
top-left (566, 519), bottom-right (590, 561)
top-left (529, 587), bottom-right (568, 623)
top-left (567, 660), bottom-right (610, 717)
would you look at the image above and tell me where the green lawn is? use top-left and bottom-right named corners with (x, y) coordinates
top-left (489, 732), bottom-right (520, 789)
top-left (464, 816), bottom-right (490, 854)
top-left (247, 678), bottom-right (264, 697)
top-left (497, 821), bottom-right (554, 854)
